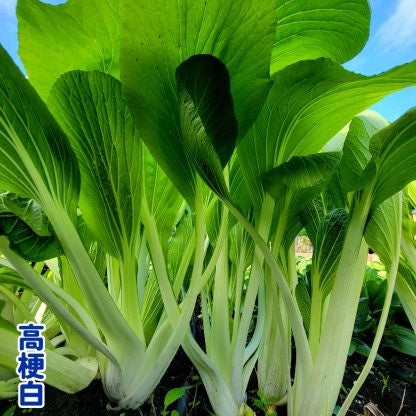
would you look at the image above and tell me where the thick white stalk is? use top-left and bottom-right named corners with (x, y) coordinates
top-left (338, 261), bottom-right (399, 415)
top-left (225, 200), bottom-right (313, 398)
top-left (120, 243), bottom-right (145, 342)
top-left (0, 237), bottom-right (116, 363)
top-left (210, 232), bottom-right (232, 381)
top-left (258, 269), bottom-right (290, 406)
top-left (41, 203), bottom-right (145, 400)
top-left (297, 193), bottom-right (372, 416)
top-left (121, 183), bottom-right (206, 407)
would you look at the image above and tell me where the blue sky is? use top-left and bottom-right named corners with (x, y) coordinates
top-left (0, 0), bottom-right (415, 121)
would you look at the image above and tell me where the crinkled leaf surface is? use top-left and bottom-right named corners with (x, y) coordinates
top-left (18, 0), bottom-right (121, 99)
top-left (0, 213), bottom-right (61, 262)
top-left (263, 152), bottom-right (342, 250)
top-left (272, 0), bottom-right (370, 73)
top-left (295, 279), bottom-right (311, 333)
top-left (0, 193), bottom-right (61, 261)
top-left (310, 208), bottom-right (349, 298)
top-left (121, 0), bottom-right (276, 203)
top-left (262, 152), bottom-right (342, 201)
top-left (0, 192), bottom-right (50, 237)
top-left (0, 46), bottom-right (79, 218)
top-left (48, 70), bottom-right (141, 258)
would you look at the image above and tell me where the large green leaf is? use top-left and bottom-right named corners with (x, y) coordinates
top-left (17, 0), bottom-right (121, 99)
top-left (369, 109), bottom-right (416, 208)
top-left (176, 55), bottom-right (238, 198)
top-left (48, 70), bottom-right (141, 258)
top-left (0, 46), bottom-right (79, 218)
top-left (272, 0), bottom-right (370, 73)
top-left (383, 325), bottom-right (416, 357)
top-left (365, 193), bottom-right (402, 270)
top-left (340, 111), bottom-right (389, 193)
top-left (120, 0), bottom-right (276, 203)
top-left (238, 58), bottom-right (416, 213)
top-left (304, 205), bottom-right (348, 298)
top-left (144, 146), bottom-right (184, 254)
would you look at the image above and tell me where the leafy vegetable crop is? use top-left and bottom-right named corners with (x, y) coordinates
top-left (0, 1), bottom-right (415, 415)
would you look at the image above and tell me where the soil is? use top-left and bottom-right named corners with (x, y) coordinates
top-left (340, 351), bottom-right (416, 416)
top-left (1, 347), bottom-right (415, 416)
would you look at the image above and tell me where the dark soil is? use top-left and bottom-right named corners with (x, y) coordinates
top-left (339, 351), bottom-right (416, 416)
top-left (1, 347), bottom-right (415, 416)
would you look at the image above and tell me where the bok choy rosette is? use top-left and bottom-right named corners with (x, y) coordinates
top-left (0, 0), bottom-right (415, 415)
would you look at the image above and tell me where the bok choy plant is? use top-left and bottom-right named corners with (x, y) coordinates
top-left (0, 0), bottom-right (415, 415)
top-left (2, 0), bottom-right (276, 411)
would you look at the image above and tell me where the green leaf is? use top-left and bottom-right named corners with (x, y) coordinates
top-left (229, 223), bottom-right (252, 268)
top-left (310, 208), bottom-right (349, 298)
top-left (340, 111), bottom-right (389, 193)
top-left (262, 152), bottom-right (342, 200)
top-left (0, 192), bottom-right (61, 261)
top-left (167, 214), bottom-right (193, 281)
top-left (0, 192), bottom-right (51, 236)
top-left (163, 386), bottom-right (192, 410)
top-left (295, 279), bottom-right (311, 333)
top-left (383, 325), bottom-right (416, 357)
top-left (399, 259), bottom-right (416, 295)
top-left (229, 156), bottom-right (252, 218)
top-left (365, 193), bottom-right (402, 269)
top-left (176, 55), bottom-right (238, 198)
top-left (408, 181), bottom-right (416, 207)
top-left (206, 199), bottom-right (222, 246)
top-left (0, 46), bottom-right (79, 218)
top-left (17, 0), bottom-right (121, 99)
top-left (349, 338), bottom-right (385, 361)
top-left (263, 152), bottom-right (342, 252)
top-left (370, 109), bottom-right (416, 209)
top-left (272, 0), bottom-right (370, 73)
top-left (120, 0), bottom-right (276, 203)
top-left (144, 145), bottom-right (184, 254)
top-left (177, 55), bottom-right (238, 168)
top-left (48, 70), bottom-right (141, 258)
top-left (0, 213), bottom-right (61, 262)
top-left (238, 58), bottom-right (416, 212)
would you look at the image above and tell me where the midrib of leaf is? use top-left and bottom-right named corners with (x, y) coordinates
top-left (60, 86), bottom-right (124, 253)
top-left (0, 110), bottom-right (58, 208)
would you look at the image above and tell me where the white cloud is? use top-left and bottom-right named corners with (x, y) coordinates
top-left (376, 0), bottom-right (416, 51)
